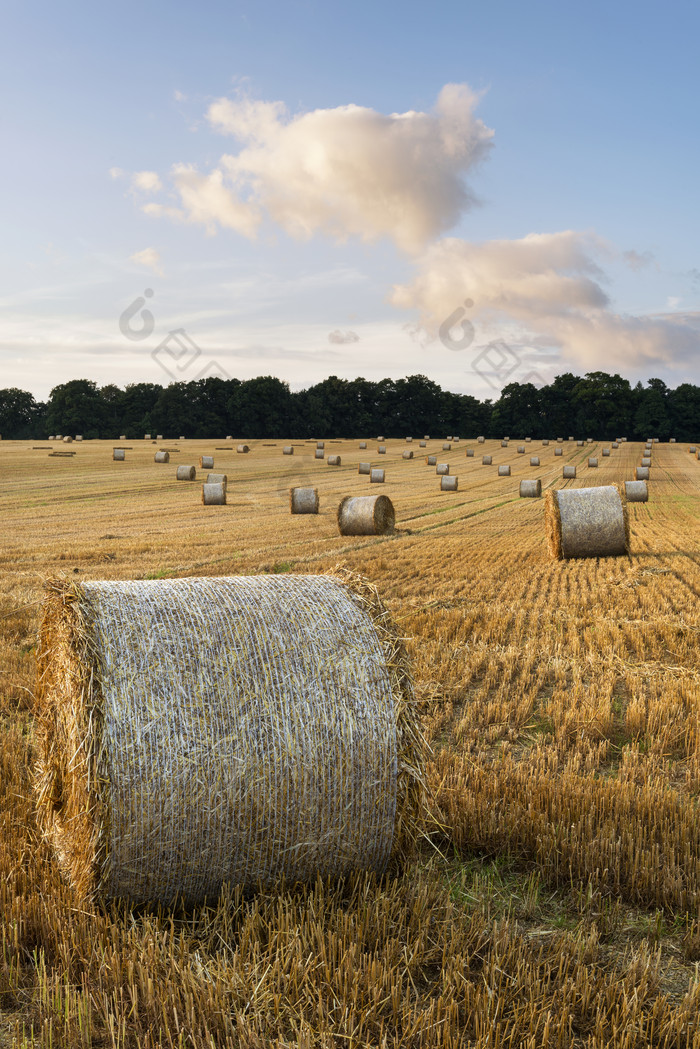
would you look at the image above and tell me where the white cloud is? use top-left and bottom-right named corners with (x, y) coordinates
top-left (131, 170), bottom-right (163, 193)
top-left (328, 329), bottom-right (360, 344)
top-left (109, 167), bottom-right (125, 180)
top-left (129, 247), bottom-right (163, 275)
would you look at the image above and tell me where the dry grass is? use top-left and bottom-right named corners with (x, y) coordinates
top-left (0, 436), bottom-right (699, 1046)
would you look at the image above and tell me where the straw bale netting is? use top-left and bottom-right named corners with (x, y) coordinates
top-left (588, 457), bottom-right (598, 467)
top-left (283, 446), bottom-right (294, 455)
top-left (402, 450), bottom-right (414, 460)
top-left (602, 448), bottom-right (610, 456)
top-left (154, 451), bottom-right (169, 464)
top-left (555, 447), bottom-right (563, 456)
top-left (563, 465), bottom-right (576, 479)
top-left (530, 456), bottom-right (540, 466)
top-left (482, 455), bottom-right (492, 465)
top-left (636, 466), bottom-right (650, 480)
top-left (519, 479), bottom-right (541, 498)
top-left (202, 483), bottom-right (226, 505)
top-left (289, 487), bottom-right (319, 514)
top-left (641, 456), bottom-right (651, 467)
top-left (442, 443), bottom-right (451, 451)
top-left (358, 462), bottom-right (371, 475)
top-left (112, 449), bottom-right (125, 462)
top-left (370, 468), bottom-right (385, 483)
top-left (498, 465), bottom-right (511, 476)
top-left (327, 455), bottom-right (341, 466)
top-left (176, 465), bottom-right (196, 481)
top-left (378, 445), bottom-right (386, 454)
top-left (337, 496), bottom-right (395, 536)
top-left (440, 475), bottom-right (458, 491)
top-left (199, 456), bottom-right (214, 469)
top-left (466, 448), bottom-right (474, 457)
top-left (34, 572), bottom-right (423, 904)
top-left (545, 484), bottom-right (629, 560)
top-left (436, 463), bottom-right (449, 475)
top-left (625, 480), bottom-right (648, 502)
top-left (315, 449), bottom-right (324, 459)
top-left (426, 455), bottom-right (437, 466)
top-left (359, 441), bottom-right (367, 449)
top-left (477, 436), bottom-right (485, 443)
top-left (517, 445), bottom-right (525, 454)
top-left (237, 444), bottom-right (250, 453)
top-left (206, 473), bottom-right (227, 485)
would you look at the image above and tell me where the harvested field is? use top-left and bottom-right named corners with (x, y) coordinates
top-left (0, 437), bottom-right (699, 1046)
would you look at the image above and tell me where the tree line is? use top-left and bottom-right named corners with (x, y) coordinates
top-left (0, 372), bottom-right (698, 441)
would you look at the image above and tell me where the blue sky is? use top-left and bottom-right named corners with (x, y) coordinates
top-left (2, 0), bottom-right (699, 400)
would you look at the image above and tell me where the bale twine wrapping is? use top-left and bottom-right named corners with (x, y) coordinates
top-left (315, 449), bottom-right (324, 459)
top-left (466, 449), bottom-right (474, 457)
top-left (237, 444), bottom-right (250, 454)
top-left (402, 450), bottom-right (414, 460)
top-left (436, 463), bottom-right (449, 475)
top-left (154, 451), bottom-right (169, 464)
top-left (289, 487), bottom-right (319, 514)
top-left (602, 448), bottom-right (610, 456)
top-left (337, 496), bottom-right (395, 536)
top-left (545, 484), bottom-right (630, 560)
top-left (202, 483), bottom-right (227, 505)
top-left (283, 446), bottom-right (294, 455)
top-left (358, 462), bottom-right (371, 475)
top-left (530, 456), bottom-right (540, 467)
top-left (440, 475), bottom-right (458, 491)
top-left (378, 445), bottom-right (386, 454)
top-left (370, 468), bottom-right (385, 483)
top-left (477, 436), bottom-right (485, 443)
top-left (519, 479), bottom-right (542, 498)
top-left (442, 443), bottom-right (451, 451)
top-left (498, 465), bottom-right (511, 476)
top-left (34, 572), bottom-right (422, 904)
top-left (112, 449), bottom-right (125, 462)
top-left (176, 465), bottom-right (196, 481)
top-left (625, 480), bottom-right (648, 502)
top-left (588, 457), bottom-right (598, 467)
top-left (641, 457), bottom-right (651, 467)
top-left (563, 465), bottom-right (577, 479)
top-left (482, 455), bottom-right (492, 465)
top-left (555, 447), bottom-right (563, 456)
top-left (206, 473), bottom-right (227, 485)
top-left (200, 456), bottom-right (214, 469)
top-left (517, 445), bottom-right (525, 454)
top-left (327, 455), bottom-right (341, 466)
top-left (636, 466), bottom-right (650, 480)
top-left (426, 455), bottom-right (437, 466)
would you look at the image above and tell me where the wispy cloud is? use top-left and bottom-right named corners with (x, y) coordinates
top-left (328, 329), bottom-right (360, 344)
top-left (129, 247), bottom-right (163, 275)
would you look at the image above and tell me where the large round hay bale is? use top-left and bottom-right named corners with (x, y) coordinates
top-left (586, 438), bottom-right (593, 444)
top-left (519, 479), bottom-right (541, 498)
top-left (426, 455), bottom-right (437, 466)
top-left (156, 434), bottom-right (163, 441)
top-left (482, 455), bottom-right (492, 465)
top-left (377, 435), bottom-right (385, 442)
top-left (315, 448), bottom-right (324, 459)
top-left (477, 436), bottom-right (485, 443)
top-left (283, 446), bottom-right (294, 455)
top-left (530, 456), bottom-right (540, 466)
top-left (200, 455), bottom-right (214, 469)
top-left (453, 437), bottom-right (460, 444)
top-left (144, 434), bottom-right (151, 440)
top-left (419, 441), bottom-right (427, 448)
top-left (423, 435), bottom-right (430, 440)
top-left (577, 440), bottom-right (584, 447)
top-left (237, 444), bottom-right (250, 454)
top-left (75, 435), bottom-right (83, 442)
top-left (602, 448), bottom-right (610, 456)
top-left (568, 436), bottom-right (575, 441)
top-left (402, 450), bottom-right (414, 460)
top-left (206, 473), bottom-right (227, 485)
top-left (690, 446), bottom-right (697, 453)
top-left (636, 466), bottom-right (650, 480)
top-left (501, 440), bottom-right (508, 448)
top-left (563, 465), bottom-right (576, 479)
top-left (517, 445), bottom-right (525, 454)
top-left (359, 442), bottom-right (367, 450)
top-left (358, 462), bottom-right (371, 475)
top-left (436, 463), bottom-right (449, 475)
top-left (34, 573), bottom-right (422, 904)
top-left (337, 496), bottom-right (395, 536)
top-left (119, 435), bottom-right (126, 441)
top-left (545, 485), bottom-right (629, 560)
top-left (542, 439), bottom-right (549, 446)
top-left (641, 456), bottom-right (651, 467)
top-left (625, 480), bottom-right (648, 502)
top-left (446, 435), bottom-right (453, 442)
top-left (670, 438), bottom-right (676, 443)
top-left (177, 465), bottom-right (196, 480)
top-left (612, 442), bottom-right (619, 449)
top-left (112, 449), bottom-right (125, 462)
top-left (317, 441), bottom-right (325, 449)
top-left (440, 476), bottom-right (458, 491)
top-left (526, 437), bottom-right (532, 442)
top-left (154, 451), bottom-right (169, 464)
top-left (202, 482), bottom-right (226, 505)
top-left (442, 443), bottom-right (451, 451)
top-left (405, 437), bottom-right (413, 443)
top-left (327, 455), bottom-right (341, 466)
top-left (370, 468), bottom-right (385, 483)
top-left (498, 464), bottom-right (511, 476)
top-left (378, 445), bottom-right (386, 454)
top-left (63, 436), bottom-right (73, 444)
top-left (588, 457), bottom-right (598, 467)
top-left (466, 449), bottom-right (474, 457)
top-left (554, 447), bottom-right (563, 456)
top-left (290, 487), bottom-right (319, 514)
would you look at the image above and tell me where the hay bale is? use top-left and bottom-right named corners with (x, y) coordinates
top-left (501, 440), bottom-right (508, 448)
top-left (423, 435), bottom-right (430, 440)
top-left (283, 446), bottom-right (294, 455)
top-left (378, 445), bottom-right (386, 454)
top-left (482, 455), bottom-right (492, 465)
top-left (602, 448), bottom-right (610, 456)
top-left (181, 436), bottom-right (187, 441)
top-left (526, 437), bottom-right (532, 442)
top-left (377, 435), bottom-right (385, 442)
top-left (337, 496), bottom-right (395, 536)
top-left (454, 437), bottom-right (460, 444)
top-left (359, 442), bottom-right (367, 449)
top-left (498, 465), bottom-right (511, 476)
top-left (225, 435), bottom-right (232, 441)
top-left (670, 438), bottom-right (676, 443)
top-left (577, 440), bottom-right (584, 446)
top-left (200, 455), bottom-right (214, 469)
top-left (690, 446), bottom-right (697, 453)
top-left (440, 476), bottom-right (458, 491)
top-left (625, 480), bottom-right (648, 502)
top-left (530, 456), bottom-right (540, 466)
top-left (157, 434), bottom-right (163, 441)
top-left (517, 445), bottom-right (525, 454)
top-left (237, 444), bottom-right (250, 454)
top-left (176, 465), bottom-right (196, 480)
top-left (63, 436), bottom-right (73, 444)
top-left (557, 438), bottom-right (563, 443)
top-left (317, 441), bottom-right (325, 449)
top-left (206, 473), bottom-right (228, 485)
top-left (568, 436), bottom-right (574, 441)
top-left (113, 448), bottom-right (125, 461)
top-left (466, 449), bottom-right (474, 457)
top-left (358, 462), bottom-right (371, 475)
top-left (405, 437), bottom-right (413, 443)
top-left (154, 451), bottom-right (170, 464)
top-left (442, 443), bottom-right (451, 451)
top-left (636, 466), bottom-right (650, 480)
top-left (144, 434), bottom-right (151, 440)
top-left (612, 442), bottom-right (619, 448)
top-left (641, 456), bottom-right (651, 467)
top-left (563, 465), bottom-right (576, 479)
top-left (588, 457), bottom-right (598, 467)
top-left (586, 438), bottom-right (593, 444)
top-left (419, 441), bottom-right (427, 448)
top-left (289, 487), bottom-right (319, 514)
top-left (119, 435), bottom-right (126, 441)
top-left (402, 450), bottom-right (414, 460)
top-left (519, 479), bottom-right (542, 498)
top-left (426, 455), bottom-right (437, 466)
top-left (504, 436), bottom-right (510, 441)
top-left (555, 448), bottom-right (563, 456)
top-left (542, 439), bottom-right (549, 446)
top-left (370, 468), bottom-right (385, 483)
top-left (653, 438), bottom-right (659, 443)
top-left (327, 455), bottom-right (341, 466)
top-left (34, 572), bottom-right (422, 904)
top-left (545, 484), bottom-right (630, 559)
top-left (315, 448), bottom-right (324, 459)
top-left (75, 435), bottom-right (83, 442)
top-left (446, 435), bottom-right (453, 441)
top-left (477, 436), bottom-right (485, 443)
top-left (202, 483), bottom-right (226, 506)
top-left (436, 463), bottom-right (449, 475)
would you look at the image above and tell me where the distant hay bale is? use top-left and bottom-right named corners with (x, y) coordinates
top-left (419, 441), bottom-right (427, 447)
top-left (542, 439), bottom-right (549, 446)
top-left (377, 435), bottom-right (385, 441)
top-left (436, 463), bottom-right (449, 475)
top-left (563, 465), bottom-right (576, 479)
top-left (577, 440), bottom-right (584, 446)
top-left (176, 465), bottom-right (196, 481)
top-left (440, 476), bottom-right (458, 491)
top-left (545, 484), bottom-right (630, 560)
top-left (442, 443), bottom-right (451, 451)
top-left (181, 436), bottom-right (186, 441)
top-left (63, 436), bottom-right (73, 444)
top-left (453, 437), bottom-right (460, 444)
top-left (315, 449), bottom-right (324, 459)
top-left (625, 480), bottom-right (648, 502)
top-left (144, 434), bottom-right (151, 440)
top-left (586, 438), bottom-right (593, 444)
top-left (119, 435), bottom-right (126, 441)
top-left (112, 449), bottom-right (125, 461)
top-left (519, 479), bottom-right (542, 498)
top-left (34, 572), bottom-right (422, 904)
top-left (237, 444), bottom-right (250, 454)
top-left (670, 438), bottom-right (676, 443)
top-left (402, 450), bottom-right (414, 459)
top-left (517, 445), bottom-right (525, 454)
top-left (602, 448), bottom-right (610, 456)
top-left (359, 442), bottom-right (367, 449)
top-left (283, 446), bottom-right (294, 455)
top-left (526, 437), bottom-right (532, 442)
top-left (557, 438), bottom-right (563, 443)
top-left (157, 434), bottom-right (163, 441)
top-left (200, 455), bottom-right (214, 469)
top-left (530, 456), bottom-right (540, 466)
top-left (370, 468), bottom-right (385, 483)
top-left (317, 441), bottom-right (325, 449)
top-left (612, 442), bottom-right (619, 448)
top-left (477, 436), bottom-right (485, 443)
top-left (690, 446), bottom-right (697, 453)
top-left (48, 436), bottom-right (55, 441)
top-left (498, 465), bottom-right (511, 476)
top-left (289, 487), bottom-right (319, 514)
top-left (225, 435), bottom-right (232, 441)
top-left (358, 462), bottom-right (371, 475)
top-left (154, 451), bottom-right (170, 464)
top-left (446, 435), bottom-right (453, 441)
top-left (501, 440), bottom-right (508, 448)
top-left (202, 483), bottom-right (227, 505)
top-left (405, 437), bottom-right (413, 443)
top-left (588, 457), bottom-right (598, 467)
top-left (466, 449), bottom-right (474, 457)
top-left (653, 438), bottom-right (659, 443)
top-left (504, 436), bottom-right (510, 441)
top-left (337, 495), bottom-right (395, 536)
top-left (206, 473), bottom-right (227, 485)
top-left (327, 455), bottom-right (341, 466)
top-left (555, 447), bottom-right (563, 456)
top-left (378, 445), bottom-right (386, 454)
top-left (423, 435), bottom-right (430, 440)
top-left (426, 455), bottom-right (437, 466)
top-left (75, 435), bottom-right (83, 442)
top-left (482, 455), bottom-right (492, 465)
top-left (568, 436), bottom-right (574, 441)
top-left (641, 456), bottom-right (651, 467)
top-left (636, 466), bottom-right (650, 480)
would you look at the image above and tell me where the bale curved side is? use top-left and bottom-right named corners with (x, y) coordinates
top-left (337, 495), bottom-right (395, 535)
top-left (546, 484), bottom-right (629, 560)
top-left (289, 487), bottom-right (319, 514)
top-left (202, 482), bottom-right (226, 505)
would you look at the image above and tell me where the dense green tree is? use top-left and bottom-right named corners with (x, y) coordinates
top-left (491, 382), bottom-right (544, 437)
top-left (0, 388), bottom-right (44, 438)
top-left (46, 380), bottom-right (104, 438)
top-left (668, 383), bottom-right (700, 441)
top-left (634, 378), bottom-right (671, 439)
